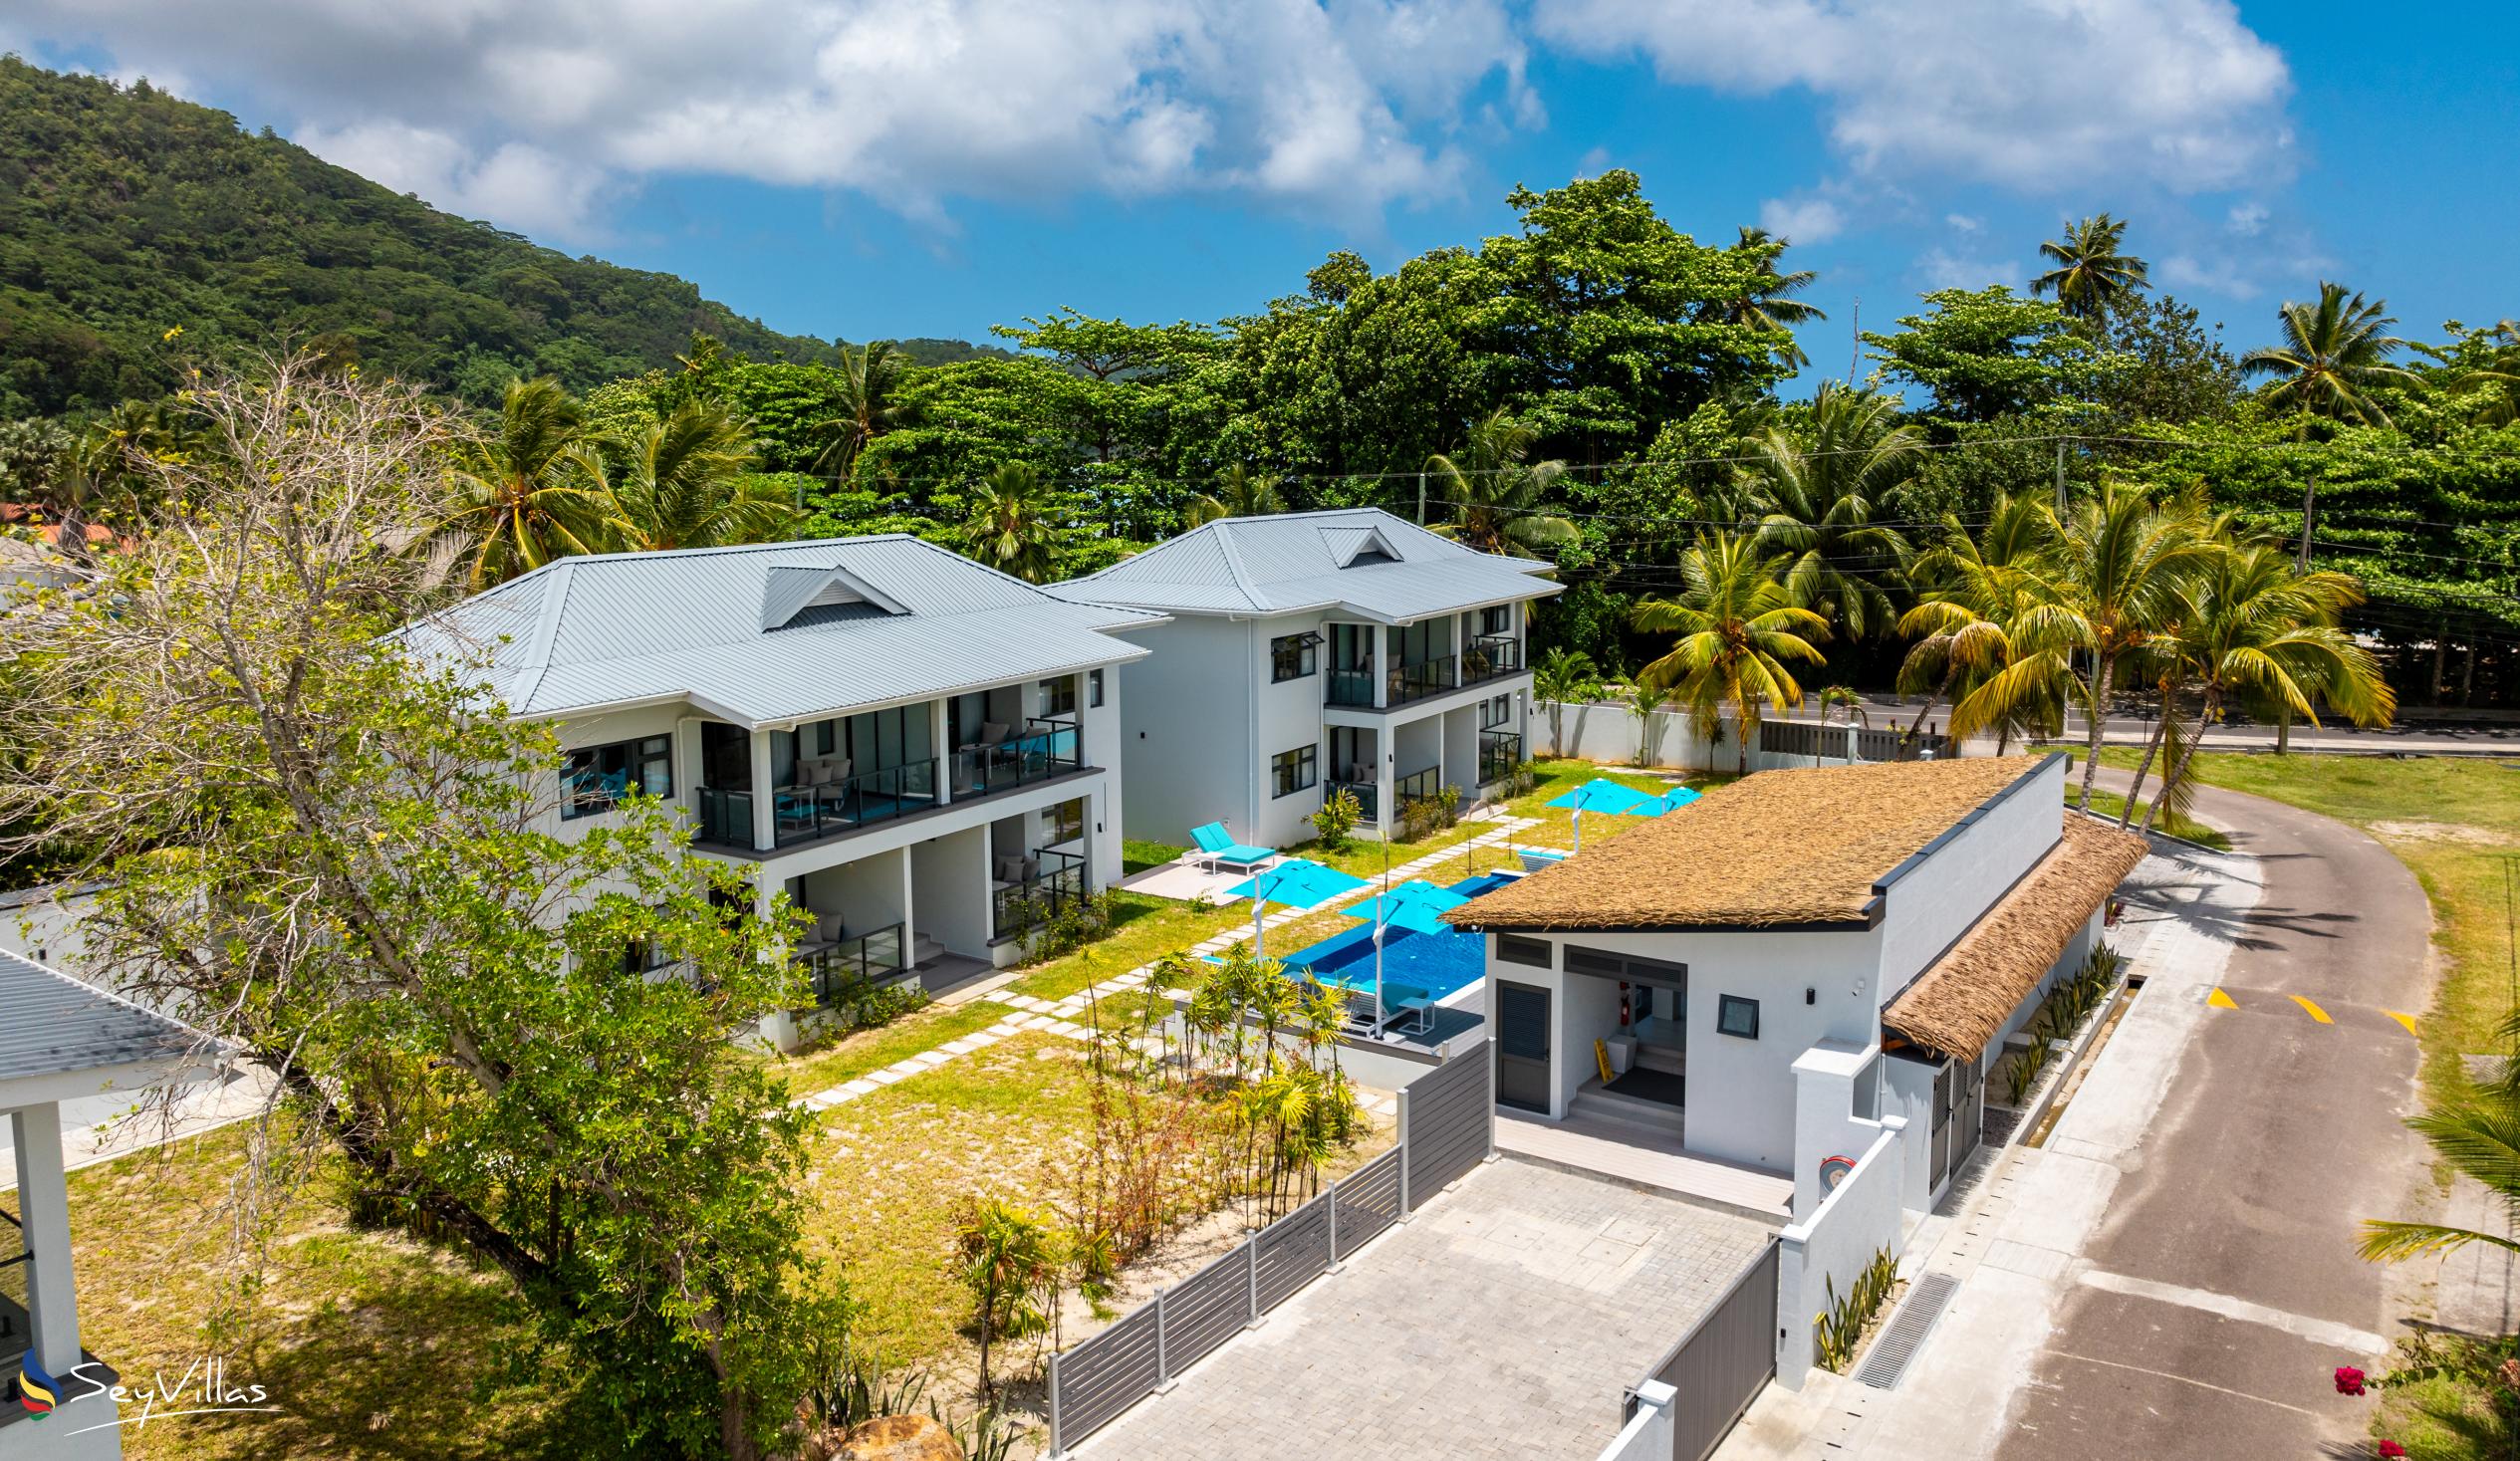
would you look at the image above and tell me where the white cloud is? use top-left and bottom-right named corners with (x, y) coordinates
top-left (1915, 247), bottom-right (2022, 292)
top-left (1533, 0), bottom-right (2293, 194)
top-left (2226, 201), bottom-right (2269, 236)
top-left (1945, 212), bottom-right (1982, 233)
top-left (1758, 194), bottom-right (1844, 244)
top-left (15, 0), bottom-right (1531, 240)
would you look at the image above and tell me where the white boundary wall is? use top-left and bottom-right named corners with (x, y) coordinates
top-left (1533, 699), bottom-right (1868, 775)
top-left (1774, 1116), bottom-right (1907, 1388)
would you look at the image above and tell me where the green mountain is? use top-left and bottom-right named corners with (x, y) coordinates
top-left (0, 58), bottom-right (992, 416)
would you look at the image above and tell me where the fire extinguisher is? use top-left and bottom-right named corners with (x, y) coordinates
top-left (1619, 981), bottom-right (1632, 1028)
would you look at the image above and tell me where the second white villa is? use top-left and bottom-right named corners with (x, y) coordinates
top-left (1057, 507), bottom-right (1562, 849)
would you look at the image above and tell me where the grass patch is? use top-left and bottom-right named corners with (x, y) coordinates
top-left (2375, 1369), bottom-right (2515, 1460)
top-left (1123, 839), bottom-right (1186, 876)
top-left (2075, 786), bottom-right (2232, 850)
top-left (770, 999), bottom-right (1014, 1095)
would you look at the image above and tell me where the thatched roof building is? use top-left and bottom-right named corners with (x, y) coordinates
top-left (1881, 816), bottom-right (2147, 1060)
top-left (1447, 755), bottom-right (2052, 932)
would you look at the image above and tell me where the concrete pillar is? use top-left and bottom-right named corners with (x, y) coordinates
top-left (748, 729), bottom-right (775, 851)
top-left (12, 1102), bottom-right (83, 1373)
top-left (931, 698), bottom-right (952, 805)
top-left (899, 848), bottom-right (916, 955)
top-left (1373, 623), bottom-right (1389, 709)
top-left (1377, 733), bottom-right (1394, 835)
top-left (673, 717), bottom-right (702, 828)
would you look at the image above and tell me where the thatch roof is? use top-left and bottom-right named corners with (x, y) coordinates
top-left (1881, 816), bottom-right (2148, 1061)
top-left (1446, 755), bottom-right (2055, 932)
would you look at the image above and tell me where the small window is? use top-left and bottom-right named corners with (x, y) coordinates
top-left (1480, 605), bottom-right (1511, 635)
top-left (1271, 744), bottom-right (1318, 799)
top-left (1717, 994), bottom-right (1760, 1040)
top-left (1040, 675), bottom-right (1079, 717)
top-left (1046, 797), bottom-right (1087, 847)
top-left (1481, 693), bottom-right (1512, 729)
top-left (564, 734), bottom-right (674, 820)
top-left (1270, 632), bottom-right (1320, 683)
top-left (1088, 668), bottom-right (1106, 708)
top-left (1497, 934), bottom-right (1553, 969)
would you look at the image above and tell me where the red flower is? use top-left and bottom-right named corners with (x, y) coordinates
top-left (2336, 1365), bottom-right (2369, 1396)
top-left (2378, 1442), bottom-right (2407, 1459)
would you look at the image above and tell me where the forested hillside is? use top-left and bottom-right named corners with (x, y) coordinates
top-left (0, 58), bottom-right (993, 414)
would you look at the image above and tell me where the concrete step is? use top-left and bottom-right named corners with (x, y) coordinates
top-left (1570, 1088), bottom-right (1685, 1136)
top-left (908, 934), bottom-right (948, 967)
top-left (1632, 1044), bottom-right (1685, 1078)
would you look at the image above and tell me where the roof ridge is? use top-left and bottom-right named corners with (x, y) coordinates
top-left (0, 944), bottom-right (197, 1042)
top-left (508, 557), bottom-right (574, 710)
top-left (1203, 520), bottom-right (1266, 611)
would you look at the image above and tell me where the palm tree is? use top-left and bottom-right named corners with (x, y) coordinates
top-left (2142, 542), bottom-right (2393, 830)
top-left (1533, 646), bottom-right (1601, 756)
top-left (1716, 226), bottom-right (1828, 367)
top-left (954, 1196), bottom-right (1056, 1401)
top-left (1741, 382), bottom-right (1919, 640)
top-left (603, 399), bottom-right (801, 552)
top-left (1894, 494), bottom-right (2062, 754)
top-left (961, 461), bottom-right (1068, 584)
top-left (2034, 213), bottom-right (2150, 320)
top-left (2241, 283), bottom-right (2415, 431)
top-left (1816, 685), bottom-right (1867, 764)
top-left (1187, 464), bottom-right (1288, 526)
top-left (447, 376), bottom-right (616, 587)
top-left (1631, 533), bottom-right (1831, 776)
top-left (1424, 412), bottom-right (1578, 556)
top-left (2360, 1024), bottom-right (2520, 1268)
top-left (807, 341), bottom-right (909, 476)
top-left (1626, 679), bottom-right (1670, 767)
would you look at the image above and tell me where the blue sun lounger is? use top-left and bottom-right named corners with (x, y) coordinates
top-left (1189, 821), bottom-right (1275, 873)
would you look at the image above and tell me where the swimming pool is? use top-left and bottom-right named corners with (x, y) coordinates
top-left (1277, 871), bottom-right (1517, 1003)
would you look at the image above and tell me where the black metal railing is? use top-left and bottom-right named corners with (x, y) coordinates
top-left (1388, 655), bottom-right (1456, 706)
top-left (953, 717), bottom-right (1082, 797)
top-left (772, 758), bottom-right (942, 847)
top-left (1459, 635), bottom-right (1523, 687)
top-left (991, 847), bottom-right (1091, 940)
top-left (799, 922), bottom-right (910, 1009)
top-left (1394, 765), bottom-right (1440, 804)
top-left (694, 786), bottom-right (754, 848)
top-left (1326, 780), bottom-right (1379, 823)
top-left (1325, 668), bottom-right (1377, 708)
top-left (1478, 731), bottom-right (1522, 784)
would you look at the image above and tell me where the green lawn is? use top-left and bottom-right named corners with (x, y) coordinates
top-left (771, 999), bottom-right (1016, 1095)
top-left (2075, 785), bottom-right (2232, 851)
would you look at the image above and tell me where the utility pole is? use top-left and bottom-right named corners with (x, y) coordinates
top-left (2297, 473), bottom-right (2318, 573)
top-left (2054, 440), bottom-right (2068, 513)
top-left (1416, 470), bottom-right (1427, 526)
top-left (1849, 298), bottom-right (1861, 381)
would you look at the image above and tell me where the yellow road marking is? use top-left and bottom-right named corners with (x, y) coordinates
top-left (2207, 987), bottom-right (2238, 1010)
top-left (2386, 1010), bottom-right (2418, 1037)
top-left (2290, 995), bottom-right (2334, 1025)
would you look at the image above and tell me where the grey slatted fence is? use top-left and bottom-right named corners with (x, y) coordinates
top-left (1625, 1239), bottom-right (1781, 1461)
top-left (1048, 1049), bottom-right (1495, 1455)
top-left (1758, 720), bottom-right (1945, 762)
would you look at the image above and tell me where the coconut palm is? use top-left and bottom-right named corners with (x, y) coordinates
top-left (602, 399), bottom-right (801, 552)
top-left (1740, 381), bottom-right (1919, 639)
top-left (1895, 494), bottom-right (2063, 753)
top-left (1424, 412), bottom-right (1578, 556)
top-left (1626, 679), bottom-right (1671, 767)
top-left (447, 376), bottom-right (616, 587)
top-left (2241, 283), bottom-right (2414, 431)
top-left (1716, 226), bottom-right (1829, 367)
top-left (960, 461), bottom-right (1068, 584)
top-left (807, 340), bottom-right (909, 476)
top-left (1187, 464), bottom-right (1288, 526)
top-left (2142, 542), bottom-right (2393, 830)
top-left (2033, 213), bottom-right (2150, 321)
top-left (1533, 646), bottom-right (1601, 756)
top-left (1632, 533), bottom-right (1832, 776)
top-left (2361, 1025), bottom-right (2520, 1268)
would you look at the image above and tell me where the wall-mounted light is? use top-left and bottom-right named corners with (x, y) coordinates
top-left (1805, 987), bottom-right (1816, 1006)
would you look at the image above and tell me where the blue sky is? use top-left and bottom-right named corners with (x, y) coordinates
top-left (11, 2), bottom-right (2514, 373)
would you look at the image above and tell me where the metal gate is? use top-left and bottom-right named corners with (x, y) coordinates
top-left (1628, 1240), bottom-right (1781, 1461)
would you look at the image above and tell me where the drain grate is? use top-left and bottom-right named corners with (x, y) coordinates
top-left (1851, 1272), bottom-right (1960, 1390)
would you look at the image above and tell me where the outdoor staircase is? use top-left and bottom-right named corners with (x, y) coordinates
top-left (1632, 1044), bottom-right (1685, 1078)
top-left (907, 933), bottom-right (948, 968)
top-left (1570, 1083), bottom-right (1686, 1137)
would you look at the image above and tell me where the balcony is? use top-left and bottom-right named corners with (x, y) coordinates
top-left (1389, 655), bottom-right (1456, 706)
top-left (698, 759), bottom-right (944, 852)
top-left (992, 847), bottom-right (1091, 941)
top-left (953, 717), bottom-right (1082, 798)
top-left (1478, 730), bottom-right (1523, 784)
top-left (1460, 635), bottom-right (1524, 688)
top-left (797, 922), bottom-right (910, 1009)
top-left (1325, 668), bottom-right (1377, 708)
top-left (1393, 765), bottom-right (1441, 804)
top-left (1326, 779), bottom-right (1379, 823)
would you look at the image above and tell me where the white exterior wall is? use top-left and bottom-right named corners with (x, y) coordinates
top-left (1875, 757), bottom-right (2065, 991)
top-left (0, 884), bottom-right (102, 973)
top-left (1109, 615), bottom-right (1263, 848)
top-left (1881, 1054), bottom-right (1942, 1212)
top-left (909, 827), bottom-right (991, 958)
top-left (1775, 1117), bottom-right (1908, 1389)
top-left (1251, 612), bottom-right (1330, 849)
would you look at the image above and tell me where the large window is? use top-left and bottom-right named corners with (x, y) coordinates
top-left (1482, 693), bottom-right (1513, 729)
top-left (565, 735), bottom-right (672, 820)
top-left (1040, 675), bottom-right (1079, 717)
top-left (1271, 744), bottom-right (1318, 799)
top-left (1046, 796), bottom-right (1087, 847)
top-left (1270, 631), bottom-right (1319, 682)
top-left (1479, 605), bottom-right (1512, 636)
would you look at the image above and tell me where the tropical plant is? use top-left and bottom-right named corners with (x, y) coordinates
top-left (960, 460), bottom-right (1068, 583)
top-left (602, 398), bottom-right (802, 552)
top-left (2360, 1007), bottom-right (2520, 1269)
top-left (1534, 646), bottom-right (1602, 756)
top-left (1189, 463), bottom-right (1289, 526)
top-left (954, 1196), bottom-right (1058, 1401)
top-left (1311, 785), bottom-right (1362, 851)
top-left (1424, 411), bottom-right (1578, 555)
top-left (808, 340), bottom-right (909, 475)
top-left (2001, 1038), bottom-right (2052, 1108)
top-left (2241, 282), bottom-right (2415, 431)
top-left (1741, 382), bottom-right (1919, 639)
top-left (2033, 213), bottom-right (2150, 321)
top-left (446, 375), bottom-right (616, 586)
top-left (1715, 225), bottom-right (1829, 367)
top-left (1814, 1247), bottom-right (1899, 1372)
top-left (1627, 679), bottom-right (1670, 766)
top-left (1631, 533), bottom-right (1831, 775)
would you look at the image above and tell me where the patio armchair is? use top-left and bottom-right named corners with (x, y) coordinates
top-left (795, 911), bottom-right (847, 961)
top-left (788, 755), bottom-right (854, 808)
top-left (1188, 821), bottom-right (1274, 873)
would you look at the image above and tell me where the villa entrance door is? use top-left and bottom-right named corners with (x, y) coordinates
top-left (1494, 980), bottom-right (1550, 1112)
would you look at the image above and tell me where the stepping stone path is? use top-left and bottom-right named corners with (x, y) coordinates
top-left (787, 818), bottom-right (1544, 1112)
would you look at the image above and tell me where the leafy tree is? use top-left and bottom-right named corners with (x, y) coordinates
top-left (807, 341), bottom-right (910, 476)
top-left (1865, 287), bottom-right (2104, 426)
top-left (961, 460), bottom-right (1069, 583)
top-left (2415, 319), bottom-right (2520, 428)
top-left (0, 359), bottom-right (840, 1460)
top-left (1740, 382), bottom-right (1919, 638)
top-left (1632, 532), bottom-right (1831, 774)
top-left (1424, 411), bottom-right (1578, 555)
top-left (1533, 646), bottom-right (1602, 755)
top-left (2242, 282), bottom-right (2415, 432)
top-left (2034, 213), bottom-right (2150, 320)
top-left (2092, 292), bottom-right (2245, 428)
top-left (446, 376), bottom-right (617, 587)
top-left (603, 398), bottom-right (803, 552)
top-left (1188, 463), bottom-right (1289, 525)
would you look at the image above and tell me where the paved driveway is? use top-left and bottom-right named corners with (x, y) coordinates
top-left (1080, 1157), bottom-right (1773, 1460)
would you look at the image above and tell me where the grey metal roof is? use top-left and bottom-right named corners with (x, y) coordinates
top-left (409, 536), bottom-right (1165, 729)
top-left (1055, 508), bottom-right (1561, 620)
top-left (0, 948), bottom-right (195, 1084)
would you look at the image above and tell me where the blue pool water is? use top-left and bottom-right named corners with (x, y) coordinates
top-left (1277, 871), bottom-right (1516, 1003)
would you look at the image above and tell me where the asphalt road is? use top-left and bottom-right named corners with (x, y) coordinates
top-left (1765, 695), bottom-right (2520, 757)
top-left (1995, 775), bottom-right (2436, 1458)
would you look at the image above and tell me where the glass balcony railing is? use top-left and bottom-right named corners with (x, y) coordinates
top-left (1325, 668), bottom-right (1377, 708)
top-left (1388, 655), bottom-right (1456, 705)
top-left (1460, 636), bottom-right (1524, 687)
top-left (991, 848), bottom-right (1091, 941)
top-left (1478, 730), bottom-right (1523, 784)
top-left (798, 923), bottom-right (909, 1009)
top-left (951, 717), bottom-right (1082, 798)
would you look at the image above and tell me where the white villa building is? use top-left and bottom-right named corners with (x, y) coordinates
top-left (1058, 509), bottom-right (1561, 849)
top-left (423, 537), bottom-right (1162, 1046)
